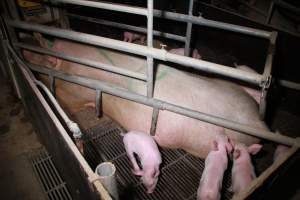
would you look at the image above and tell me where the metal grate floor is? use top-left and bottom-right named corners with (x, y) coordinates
top-left (28, 148), bottom-right (72, 200)
top-left (83, 119), bottom-right (233, 200)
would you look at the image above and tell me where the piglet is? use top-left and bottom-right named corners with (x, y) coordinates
top-left (197, 133), bottom-right (232, 200)
top-left (273, 144), bottom-right (290, 162)
top-left (169, 48), bottom-right (202, 59)
top-left (231, 143), bottom-right (262, 196)
top-left (123, 131), bottom-right (162, 193)
top-left (123, 31), bottom-right (146, 44)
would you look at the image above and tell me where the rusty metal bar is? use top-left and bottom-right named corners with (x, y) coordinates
top-left (96, 89), bottom-right (103, 117)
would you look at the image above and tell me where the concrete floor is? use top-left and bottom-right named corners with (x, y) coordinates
top-left (0, 77), bottom-right (46, 200)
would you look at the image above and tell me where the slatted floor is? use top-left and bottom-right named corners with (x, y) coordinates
top-left (82, 119), bottom-right (233, 200)
top-left (28, 149), bottom-right (72, 200)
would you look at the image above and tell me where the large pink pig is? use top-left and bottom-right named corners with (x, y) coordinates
top-left (197, 133), bottom-right (232, 200)
top-left (231, 143), bottom-right (262, 196)
top-left (123, 131), bottom-right (162, 193)
top-left (23, 34), bottom-right (268, 158)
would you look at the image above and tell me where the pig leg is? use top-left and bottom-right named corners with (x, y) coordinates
top-left (127, 151), bottom-right (143, 176)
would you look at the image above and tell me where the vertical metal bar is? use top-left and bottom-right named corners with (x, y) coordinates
top-left (146, 0), bottom-right (154, 98)
top-left (259, 32), bottom-right (277, 120)
top-left (266, 1), bottom-right (275, 24)
top-left (184, 0), bottom-right (194, 57)
top-left (49, 75), bottom-right (56, 97)
top-left (96, 89), bottom-right (102, 117)
top-left (150, 107), bottom-right (159, 136)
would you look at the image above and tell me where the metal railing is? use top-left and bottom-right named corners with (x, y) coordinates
top-left (2, 1), bottom-right (299, 199)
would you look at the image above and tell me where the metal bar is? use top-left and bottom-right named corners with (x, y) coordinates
top-left (150, 107), bottom-right (159, 136)
top-left (49, 74), bottom-right (56, 96)
top-left (184, 0), bottom-right (194, 56)
top-left (52, 0), bottom-right (271, 39)
top-left (25, 62), bottom-right (299, 147)
top-left (96, 89), bottom-right (102, 117)
top-left (15, 42), bottom-right (147, 81)
top-left (67, 13), bottom-right (186, 42)
top-left (266, 1), bottom-right (275, 24)
top-left (146, 0), bottom-right (154, 98)
top-left (279, 80), bottom-right (300, 91)
top-left (8, 20), bottom-right (264, 85)
top-left (232, 144), bottom-right (299, 200)
top-left (152, 10), bottom-right (272, 39)
top-left (53, 0), bottom-right (147, 16)
top-left (259, 32), bottom-right (277, 119)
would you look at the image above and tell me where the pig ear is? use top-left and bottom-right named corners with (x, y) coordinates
top-left (247, 144), bottom-right (263, 155)
top-left (211, 140), bottom-right (219, 151)
top-left (233, 149), bottom-right (241, 160)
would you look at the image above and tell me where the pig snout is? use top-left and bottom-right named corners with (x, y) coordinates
top-left (142, 170), bottom-right (159, 193)
top-left (123, 131), bottom-right (161, 193)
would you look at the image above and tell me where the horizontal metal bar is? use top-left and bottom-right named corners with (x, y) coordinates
top-left (152, 10), bottom-right (272, 39)
top-left (15, 42), bottom-right (147, 81)
top-left (279, 80), bottom-right (300, 91)
top-left (52, 0), bottom-right (147, 16)
top-left (67, 13), bottom-right (186, 42)
top-left (26, 62), bottom-right (298, 147)
top-left (8, 19), bottom-right (264, 85)
top-left (52, 0), bottom-right (271, 39)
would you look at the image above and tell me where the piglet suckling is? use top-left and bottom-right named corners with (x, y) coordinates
top-left (197, 133), bottom-right (232, 200)
top-left (231, 143), bottom-right (262, 195)
top-left (123, 131), bottom-right (162, 193)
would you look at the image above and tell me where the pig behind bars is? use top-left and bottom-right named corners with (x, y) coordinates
top-left (231, 142), bottom-right (262, 196)
top-left (123, 131), bottom-right (161, 193)
top-left (23, 34), bottom-right (269, 158)
top-left (123, 31), bottom-right (146, 44)
top-left (197, 133), bottom-right (232, 200)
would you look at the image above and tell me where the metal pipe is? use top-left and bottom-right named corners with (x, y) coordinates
top-left (26, 62), bottom-right (299, 147)
top-left (184, 0), bottom-right (194, 56)
top-left (67, 13), bottom-right (186, 42)
top-left (279, 80), bottom-right (300, 91)
top-left (96, 89), bottom-right (102, 117)
top-left (52, 0), bottom-right (271, 39)
top-left (95, 162), bottom-right (119, 200)
top-left (52, 0), bottom-right (147, 16)
top-left (34, 80), bottom-right (83, 139)
top-left (152, 10), bottom-right (272, 39)
top-left (146, 0), bottom-right (154, 98)
top-left (150, 108), bottom-right (159, 136)
top-left (49, 74), bottom-right (56, 96)
top-left (15, 42), bottom-right (147, 81)
top-left (8, 20), bottom-right (264, 85)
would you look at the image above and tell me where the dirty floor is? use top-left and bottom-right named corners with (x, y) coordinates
top-left (0, 77), bottom-right (45, 200)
